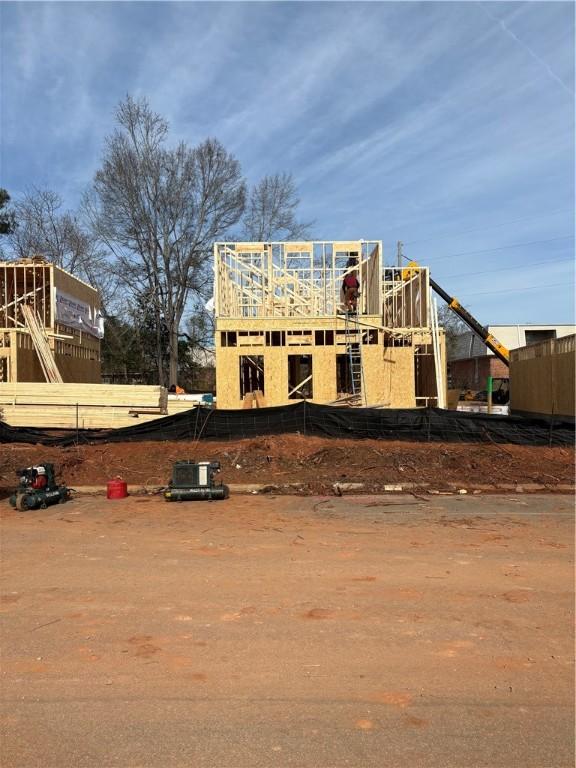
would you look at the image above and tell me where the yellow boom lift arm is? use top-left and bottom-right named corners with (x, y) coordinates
top-left (403, 261), bottom-right (510, 366)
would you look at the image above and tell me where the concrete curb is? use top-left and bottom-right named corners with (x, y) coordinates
top-left (69, 482), bottom-right (575, 497)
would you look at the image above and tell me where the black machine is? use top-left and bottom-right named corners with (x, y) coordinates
top-left (164, 460), bottom-right (229, 501)
top-left (9, 463), bottom-right (70, 511)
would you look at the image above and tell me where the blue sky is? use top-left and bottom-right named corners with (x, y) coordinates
top-left (1, 1), bottom-right (574, 324)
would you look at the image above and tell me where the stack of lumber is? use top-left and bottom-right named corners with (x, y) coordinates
top-left (0, 383), bottom-right (168, 430)
top-left (242, 390), bottom-right (267, 408)
top-left (166, 395), bottom-right (208, 416)
top-left (21, 304), bottom-right (64, 384)
top-left (327, 393), bottom-right (363, 408)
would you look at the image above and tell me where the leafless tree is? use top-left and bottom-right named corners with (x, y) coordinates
top-left (10, 188), bottom-right (86, 270)
top-left (242, 172), bottom-right (313, 242)
top-left (437, 303), bottom-right (468, 357)
top-left (84, 96), bottom-right (246, 386)
top-left (6, 187), bottom-right (117, 309)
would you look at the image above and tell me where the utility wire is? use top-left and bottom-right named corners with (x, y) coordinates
top-left (402, 207), bottom-right (572, 246)
top-left (413, 235), bottom-right (574, 262)
top-left (463, 281), bottom-right (569, 297)
top-left (437, 255), bottom-right (574, 280)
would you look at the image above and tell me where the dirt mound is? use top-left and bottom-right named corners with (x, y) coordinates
top-left (0, 434), bottom-right (573, 494)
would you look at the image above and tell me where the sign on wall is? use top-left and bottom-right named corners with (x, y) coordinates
top-left (54, 289), bottom-right (104, 339)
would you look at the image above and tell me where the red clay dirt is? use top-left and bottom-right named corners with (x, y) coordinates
top-left (0, 434), bottom-right (573, 494)
top-left (1, 492), bottom-right (574, 767)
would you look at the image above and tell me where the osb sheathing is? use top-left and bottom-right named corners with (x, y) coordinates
top-left (365, 347), bottom-right (415, 408)
top-left (1, 329), bottom-right (100, 383)
top-left (53, 266), bottom-right (100, 311)
top-left (510, 349), bottom-right (575, 418)
top-left (216, 339), bottom-right (416, 409)
top-left (217, 345), bottom-right (332, 408)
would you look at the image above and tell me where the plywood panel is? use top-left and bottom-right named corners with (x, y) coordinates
top-left (510, 347), bottom-right (575, 418)
top-left (56, 356), bottom-right (101, 383)
top-left (53, 264), bottom-right (100, 307)
top-left (216, 340), bottom-right (418, 409)
top-left (216, 345), bottom-right (337, 409)
top-left (364, 347), bottom-right (415, 408)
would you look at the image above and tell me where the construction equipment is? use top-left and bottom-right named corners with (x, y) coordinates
top-left (9, 463), bottom-right (70, 511)
top-left (402, 261), bottom-right (510, 366)
top-left (429, 278), bottom-right (510, 365)
top-left (164, 460), bottom-right (229, 501)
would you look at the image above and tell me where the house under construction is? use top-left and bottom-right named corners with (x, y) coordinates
top-left (214, 240), bottom-right (446, 409)
top-left (0, 258), bottom-right (102, 384)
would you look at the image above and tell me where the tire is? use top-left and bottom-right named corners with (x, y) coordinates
top-left (16, 494), bottom-right (34, 511)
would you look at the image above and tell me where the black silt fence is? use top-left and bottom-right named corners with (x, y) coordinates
top-left (0, 402), bottom-right (573, 447)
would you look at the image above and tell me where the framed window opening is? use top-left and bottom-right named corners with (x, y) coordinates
top-left (239, 355), bottom-right (265, 399)
top-left (288, 355), bottom-right (313, 399)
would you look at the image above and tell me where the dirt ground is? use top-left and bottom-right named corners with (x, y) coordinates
top-left (0, 434), bottom-right (574, 494)
top-left (1, 492), bottom-right (573, 767)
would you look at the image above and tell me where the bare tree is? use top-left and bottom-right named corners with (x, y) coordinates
top-left (6, 187), bottom-right (116, 309)
top-left (10, 188), bottom-right (87, 270)
top-left (242, 172), bottom-right (313, 242)
top-left (85, 96), bottom-right (246, 386)
top-left (437, 303), bottom-right (468, 358)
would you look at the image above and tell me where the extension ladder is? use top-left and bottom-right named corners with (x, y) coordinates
top-left (344, 310), bottom-right (365, 405)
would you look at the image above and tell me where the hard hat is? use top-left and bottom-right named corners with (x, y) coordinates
top-left (36, 466), bottom-right (46, 474)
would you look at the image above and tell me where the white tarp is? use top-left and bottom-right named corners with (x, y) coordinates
top-left (54, 289), bottom-right (104, 338)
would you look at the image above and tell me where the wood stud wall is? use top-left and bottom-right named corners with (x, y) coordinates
top-left (214, 241), bottom-right (383, 319)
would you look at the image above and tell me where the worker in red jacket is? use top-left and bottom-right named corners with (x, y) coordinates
top-left (343, 272), bottom-right (360, 312)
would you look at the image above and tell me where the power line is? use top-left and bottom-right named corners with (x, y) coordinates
top-left (463, 281), bottom-right (569, 297)
top-left (403, 207), bottom-right (573, 246)
top-left (422, 235), bottom-right (574, 262)
top-left (439, 255), bottom-right (574, 280)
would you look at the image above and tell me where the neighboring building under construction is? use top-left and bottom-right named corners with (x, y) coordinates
top-left (0, 258), bottom-right (102, 384)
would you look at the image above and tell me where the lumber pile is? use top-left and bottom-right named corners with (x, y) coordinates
top-left (327, 393), bottom-right (363, 407)
top-left (166, 400), bottom-right (200, 416)
top-left (0, 383), bottom-right (168, 430)
top-left (242, 390), bottom-right (267, 408)
top-left (20, 304), bottom-right (64, 383)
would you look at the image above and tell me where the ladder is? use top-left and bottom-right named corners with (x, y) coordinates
top-left (344, 310), bottom-right (365, 405)
top-left (20, 303), bottom-right (64, 383)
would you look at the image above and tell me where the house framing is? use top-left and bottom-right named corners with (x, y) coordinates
top-left (214, 240), bottom-right (445, 409)
top-left (0, 258), bottom-right (102, 383)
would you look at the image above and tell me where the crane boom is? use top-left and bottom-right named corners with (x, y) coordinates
top-left (429, 277), bottom-right (510, 366)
